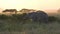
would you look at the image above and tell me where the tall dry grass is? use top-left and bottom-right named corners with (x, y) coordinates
top-left (0, 14), bottom-right (59, 34)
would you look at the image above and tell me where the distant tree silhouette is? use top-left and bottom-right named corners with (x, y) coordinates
top-left (20, 8), bottom-right (30, 14)
top-left (57, 8), bottom-right (60, 14)
top-left (20, 8), bottom-right (36, 14)
top-left (3, 9), bottom-right (17, 14)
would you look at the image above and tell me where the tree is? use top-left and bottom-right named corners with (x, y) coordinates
top-left (57, 8), bottom-right (60, 14)
top-left (2, 9), bottom-right (17, 14)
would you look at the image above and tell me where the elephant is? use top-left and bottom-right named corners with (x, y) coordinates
top-left (36, 11), bottom-right (48, 23)
top-left (23, 10), bottom-right (48, 23)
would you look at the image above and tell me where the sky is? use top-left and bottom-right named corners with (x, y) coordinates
top-left (0, 0), bottom-right (60, 11)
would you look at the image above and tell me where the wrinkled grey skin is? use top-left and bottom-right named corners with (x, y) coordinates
top-left (24, 10), bottom-right (48, 23)
top-left (36, 11), bottom-right (48, 23)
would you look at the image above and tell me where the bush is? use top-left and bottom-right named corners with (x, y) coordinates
top-left (0, 14), bottom-right (9, 20)
top-left (11, 13), bottom-right (27, 22)
top-left (48, 16), bottom-right (58, 22)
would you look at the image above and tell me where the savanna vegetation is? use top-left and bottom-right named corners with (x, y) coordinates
top-left (0, 13), bottom-right (60, 34)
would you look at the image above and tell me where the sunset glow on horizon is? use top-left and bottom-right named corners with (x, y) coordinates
top-left (0, 0), bottom-right (60, 11)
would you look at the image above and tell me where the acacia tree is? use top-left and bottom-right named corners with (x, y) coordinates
top-left (2, 9), bottom-right (17, 14)
top-left (55, 8), bottom-right (60, 18)
top-left (58, 8), bottom-right (60, 14)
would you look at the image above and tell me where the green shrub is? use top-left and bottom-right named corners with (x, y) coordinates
top-left (0, 14), bottom-right (9, 20)
top-left (48, 16), bottom-right (58, 22)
